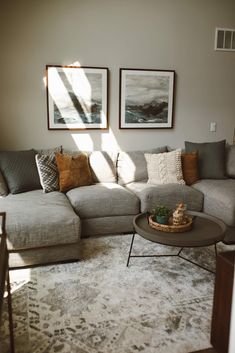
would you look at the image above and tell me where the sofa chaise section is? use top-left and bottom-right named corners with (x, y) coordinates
top-left (66, 183), bottom-right (140, 236)
top-left (0, 190), bottom-right (81, 267)
top-left (193, 179), bottom-right (235, 244)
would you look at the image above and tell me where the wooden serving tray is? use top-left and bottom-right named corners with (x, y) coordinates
top-left (148, 215), bottom-right (193, 233)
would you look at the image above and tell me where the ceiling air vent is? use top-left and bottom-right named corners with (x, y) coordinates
top-left (215, 28), bottom-right (235, 51)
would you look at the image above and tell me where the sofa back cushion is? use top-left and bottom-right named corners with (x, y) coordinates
top-left (35, 146), bottom-right (62, 155)
top-left (226, 145), bottom-right (235, 178)
top-left (89, 151), bottom-right (118, 183)
top-left (117, 146), bottom-right (167, 185)
top-left (0, 149), bottom-right (41, 194)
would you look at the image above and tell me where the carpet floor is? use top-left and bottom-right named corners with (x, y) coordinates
top-left (1, 234), bottom-right (234, 353)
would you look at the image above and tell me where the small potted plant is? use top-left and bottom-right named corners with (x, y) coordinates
top-left (152, 205), bottom-right (172, 225)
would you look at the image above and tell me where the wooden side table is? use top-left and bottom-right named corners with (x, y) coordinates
top-left (190, 251), bottom-right (235, 353)
top-left (0, 212), bottom-right (15, 353)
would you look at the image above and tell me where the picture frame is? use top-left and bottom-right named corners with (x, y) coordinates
top-left (119, 68), bottom-right (175, 129)
top-left (46, 65), bottom-right (109, 130)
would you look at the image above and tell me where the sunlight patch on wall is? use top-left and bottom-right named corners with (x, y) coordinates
top-left (69, 128), bottom-right (121, 152)
top-left (43, 61), bottom-right (82, 87)
top-left (101, 128), bottom-right (121, 151)
top-left (71, 133), bottom-right (94, 151)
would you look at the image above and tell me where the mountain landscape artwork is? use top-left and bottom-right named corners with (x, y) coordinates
top-left (120, 69), bottom-right (174, 129)
top-left (47, 66), bottom-right (108, 130)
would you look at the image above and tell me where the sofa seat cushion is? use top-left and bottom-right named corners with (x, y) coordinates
top-left (81, 215), bottom-right (135, 237)
top-left (193, 179), bottom-right (235, 226)
top-left (0, 190), bottom-right (80, 250)
top-left (126, 182), bottom-right (204, 213)
top-left (67, 183), bottom-right (140, 218)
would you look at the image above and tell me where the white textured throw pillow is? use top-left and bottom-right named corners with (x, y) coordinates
top-left (145, 150), bottom-right (185, 185)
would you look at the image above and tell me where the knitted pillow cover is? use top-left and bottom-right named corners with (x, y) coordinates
top-left (145, 150), bottom-right (185, 185)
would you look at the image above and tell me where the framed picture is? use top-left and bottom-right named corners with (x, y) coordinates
top-left (119, 68), bottom-right (175, 129)
top-left (46, 65), bottom-right (109, 130)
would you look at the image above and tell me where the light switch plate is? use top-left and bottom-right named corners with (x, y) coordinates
top-left (210, 122), bottom-right (217, 132)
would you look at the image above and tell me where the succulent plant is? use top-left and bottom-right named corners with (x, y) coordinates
top-left (152, 205), bottom-right (172, 217)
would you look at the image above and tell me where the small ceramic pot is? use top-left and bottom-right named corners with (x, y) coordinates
top-left (155, 215), bottom-right (169, 225)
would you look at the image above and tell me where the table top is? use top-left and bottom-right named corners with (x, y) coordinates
top-left (133, 211), bottom-right (227, 248)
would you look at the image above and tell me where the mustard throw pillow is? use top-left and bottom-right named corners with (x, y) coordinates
top-left (55, 153), bottom-right (93, 192)
top-left (181, 152), bottom-right (200, 185)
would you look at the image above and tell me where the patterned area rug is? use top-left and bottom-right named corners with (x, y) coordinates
top-left (1, 234), bottom-right (234, 353)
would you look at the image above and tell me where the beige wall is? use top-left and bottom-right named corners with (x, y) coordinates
top-left (0, 0), bottom-right (235, 151)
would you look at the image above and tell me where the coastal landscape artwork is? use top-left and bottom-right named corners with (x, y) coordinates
top-left (46, 65), bottom-right (108, 130)
top-left (119, 69), bottom-right (175, 129)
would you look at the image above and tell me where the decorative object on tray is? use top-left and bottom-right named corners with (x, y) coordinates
top-left (149, 202), bottom-right (193, 233)
top-left (172, 202), bottom-right (187, 226)
top-left (152, 205), bottom-right (172, 225)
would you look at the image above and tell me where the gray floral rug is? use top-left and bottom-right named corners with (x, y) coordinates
top-left (1, 234), bottom-right (234, 353)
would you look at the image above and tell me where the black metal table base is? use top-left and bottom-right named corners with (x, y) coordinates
top-left (126, 233), bottom-right (217, 274)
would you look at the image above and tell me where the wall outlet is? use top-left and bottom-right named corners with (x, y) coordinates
top-left (210, 122), bottom-right (217, 132)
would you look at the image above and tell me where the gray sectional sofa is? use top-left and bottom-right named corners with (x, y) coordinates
top-left (0, 145), bottom-right (234, 268)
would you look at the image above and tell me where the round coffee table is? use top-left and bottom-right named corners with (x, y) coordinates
top-left (126, 211), bottom-right (227, 273)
